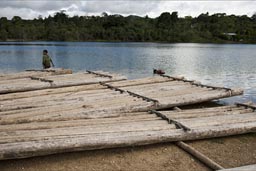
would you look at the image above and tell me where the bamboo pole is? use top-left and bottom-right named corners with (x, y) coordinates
top-left (171, 107), bottom-right (224, 170)
top-left (175, 141), bottom-right (224, 170)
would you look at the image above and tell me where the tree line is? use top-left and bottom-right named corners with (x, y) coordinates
top-left (0, 11), bottom-right (256, 43)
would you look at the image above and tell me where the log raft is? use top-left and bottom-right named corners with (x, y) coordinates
top-left (0, 104), bottom-right (255, 160)
top-left (0, 70), bottom-right (251, 160)
top-left (0, 68), bottom-right (72, 81)
top-left (0, 70), bottom-right (126, 94)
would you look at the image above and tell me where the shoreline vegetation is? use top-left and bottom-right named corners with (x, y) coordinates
top-left (0, 11), bottom-right (256, 43)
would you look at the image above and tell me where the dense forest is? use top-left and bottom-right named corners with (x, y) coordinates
top-left (0, 11), bottom-right (256, 43)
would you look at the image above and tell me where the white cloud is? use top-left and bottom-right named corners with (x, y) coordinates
top-left (0, 0), bottom-right (255, 19)
top-left (0, 7), bottom-right (41, 19)
top-left (81, 1), bottom-right (159, 15)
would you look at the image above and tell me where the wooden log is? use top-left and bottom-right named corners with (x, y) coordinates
top-left (0, 80), bottom-right (52, 94)
top-left (175, 141), bottom-right (224, 170)
top-left (0, 121), bottom-right (255, 160)
top-left (38, 72), bottom-right (125, 83)
top-left (0, 68), bottom-right (72, 81)
top-left (164, 108), bottom-right (253, 119)
top-left (0, 77), bottom-right (173, 101)
top-left (162, 106), bottom-right (243, 115)
top-left (141, 87), bottom-right (210, 99)
top-left (177, 113), bottom-right (256, 128)
top-left (0, 114), bottom-right (159, 131)
top-left (26, 68), bottom-right (72, 73)
top-left (0, 72), bottom-right (126, 94)
top-left (119, 80), bottom-right (188, 91)
top-left (109, 76), bottom-right (173, 87)
top-left (0, 120), bottom-right (175, 144)
top-left (0, 84), bottom-right (106, 101)
top-left (1, 82), bottom-right (183, 109)
top-left (3, 86), bottom-right (136, 107)
top-left (0, 89), bottom-right (125, 110)
top-left (36, 72), bottom-right (97, 81)
top-left (156, 88), bottom-right (243, 109)
top-left (0, 93), bottom-right (145, 116)
top-left (0, 86), bottom-right (243, 121)
top-left (0, 101), bottom-right (154, 124)
top-left (0, 90), bottom-right (146, 113)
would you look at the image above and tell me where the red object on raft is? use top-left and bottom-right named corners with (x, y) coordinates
top-left (153, 69), bottom-right (165, 75)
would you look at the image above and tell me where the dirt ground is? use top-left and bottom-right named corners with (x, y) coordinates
top-left (1, 133), bottom-right (256, 171)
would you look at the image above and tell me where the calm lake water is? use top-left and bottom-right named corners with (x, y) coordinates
top-left (0, 42), bottom-right (255, 104)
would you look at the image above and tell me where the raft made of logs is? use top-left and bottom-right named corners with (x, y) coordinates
top-left (0, 103), bottom-right (255, 160)
top-left (0, 70), bottom-right (247, 160)
top-left (0, 70), bottom-right (126, 94)
top-left (0, 74), bottom-right (243, 124)
top-left (0, 68), bottom-right (72, 81)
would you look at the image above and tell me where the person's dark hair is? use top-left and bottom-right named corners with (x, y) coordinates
top-left (43, 49), bottom-right (48, 53)
top-left (153, 69), bottom-right (157, 74)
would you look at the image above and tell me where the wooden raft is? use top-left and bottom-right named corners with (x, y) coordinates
top-left (0, 103), bottom-right (255, 160)
top-left (0, 75), bottom-right (242, 124)
top-left (0, 71), bottom-right (246, 160)
top-left (0, 68), bottom-right (72, 81)
top-left (0, 70), bottom-right (126, 94)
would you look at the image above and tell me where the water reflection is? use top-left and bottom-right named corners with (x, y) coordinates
top-left (0, 42), bottom-right (255, 103)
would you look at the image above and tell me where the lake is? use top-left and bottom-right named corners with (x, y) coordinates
top-left (0, 42), bottom-right (255, 104)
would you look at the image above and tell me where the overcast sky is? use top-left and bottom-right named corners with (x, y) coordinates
top-left (0, 0), bottom-right (255, 19)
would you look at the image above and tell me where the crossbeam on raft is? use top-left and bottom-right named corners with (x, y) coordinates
top-left (149, 110), bottom-right (191, 132)
top-left (100, 82), bottom-right (125, 93)
top-left (26, 69), bottom-right (56, 73)
top-left (100, 82), bottom-right (159, 103)
top-left (30, 76), bottom-right (53, 83)
top-left (86, 70), bottom-right (113, 78)
top-left (161, 74), bottom-right (192, 82)
top-left (127, 91), bottom-right (159, 103)
top-left (236, 103), bottom-right (256, 111)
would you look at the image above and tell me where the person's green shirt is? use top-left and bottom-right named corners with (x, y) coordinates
top-left (42, 54), bottom-right (54, 69)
